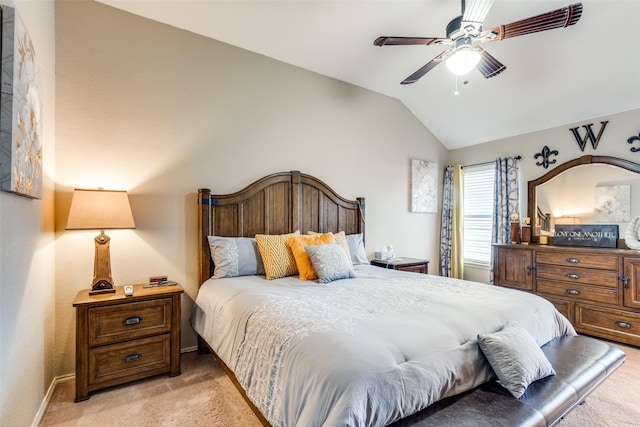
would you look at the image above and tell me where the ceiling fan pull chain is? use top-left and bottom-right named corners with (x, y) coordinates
top-left (454, 76), bottom-right (460, 96)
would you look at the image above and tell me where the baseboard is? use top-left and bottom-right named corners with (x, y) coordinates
top-left (32, 346), bottom-right (197, 426)
top-left (31, 373), bottom-right (74, 427)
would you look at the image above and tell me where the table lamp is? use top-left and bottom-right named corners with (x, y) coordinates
top-left (66, 189), bottom-right (136, 295)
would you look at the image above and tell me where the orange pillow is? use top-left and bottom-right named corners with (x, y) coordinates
top-left (255, 231), bottom-right (300, 280)
top-left (286, 233), bottom-right (336, 280)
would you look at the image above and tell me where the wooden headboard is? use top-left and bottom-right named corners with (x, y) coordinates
top-left (198, 171), bottom-right (365, 286)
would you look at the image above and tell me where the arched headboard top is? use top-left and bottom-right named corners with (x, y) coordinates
top-left (198, 171), bottom-right (365, 285)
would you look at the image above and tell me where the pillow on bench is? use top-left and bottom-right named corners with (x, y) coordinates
top-left (478, 322), bottom-right (556, 398)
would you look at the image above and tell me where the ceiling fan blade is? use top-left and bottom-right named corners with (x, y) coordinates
top-left (483, 2), bottom-right (582, 41)
top-left (374, 36), bottom-right (448, 46)
top-left (476, 48), bottom-right (506, 79)
top-left (400, 50), bottom-right (449, 85)
top-left (462, 0), bottom-right (495, 26)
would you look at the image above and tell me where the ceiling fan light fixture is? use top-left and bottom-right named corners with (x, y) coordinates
top-left (445, 47), bottom-right (481, 76)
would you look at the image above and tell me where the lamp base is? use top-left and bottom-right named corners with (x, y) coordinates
top-left (89, 288), bottom-right (116, 296)
top-left (89, 278), bottom-right (115, 296)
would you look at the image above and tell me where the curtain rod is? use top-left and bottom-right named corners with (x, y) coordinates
top-left (463, 155), bottom-right (521, 168)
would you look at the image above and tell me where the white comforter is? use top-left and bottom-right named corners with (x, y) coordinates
top-left (191, 265), bottom-right (576, 427)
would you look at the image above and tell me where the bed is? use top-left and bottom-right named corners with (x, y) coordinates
top-left (191, 170), bottom-right (625, 427)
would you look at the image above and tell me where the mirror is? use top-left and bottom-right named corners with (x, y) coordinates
top-left (528, 155), bottom-right (640, 240)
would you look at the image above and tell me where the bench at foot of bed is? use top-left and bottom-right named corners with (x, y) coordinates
top-left (391, 335), bottom-right (626, 427)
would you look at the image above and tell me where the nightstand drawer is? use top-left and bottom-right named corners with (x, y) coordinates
top-left (88, 334), bottom-right (171, 387)
top-left (89, 298), bottom-right (172, 346)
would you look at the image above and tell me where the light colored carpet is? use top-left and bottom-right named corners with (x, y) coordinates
top-left (40, 340), bottom-right (640, 426)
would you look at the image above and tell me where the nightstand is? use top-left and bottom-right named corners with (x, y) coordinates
top-left (370, 257), bottom-right (429, 274)
top-left (72, 283), bottom-right (184, 402)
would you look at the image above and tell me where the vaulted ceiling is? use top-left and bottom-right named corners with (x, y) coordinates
top-left (97, 1), bottom-right (640, 150)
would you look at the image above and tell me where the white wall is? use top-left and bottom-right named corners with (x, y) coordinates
top-left (0, 1), bottom-right (55, 426)
top-left (54, 1), bottom-right (448, 377)
top-left (449, 108), bottom-right (640, 282)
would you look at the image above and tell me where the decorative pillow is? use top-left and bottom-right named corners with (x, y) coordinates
top-left (346, 233), bottom-right (369, 265)
top-left (477, 322), bottom-right (556, 398)
top-left (207, 236), bottom-right (265, 279)
top-left (287, 233), bottom-right (336, 280)
top-left (255, 231), bottom-right (300, 280)
top-left (305, 243), bottom-right (356, 284)
top-left (307, 231), bottom-right (353, 266)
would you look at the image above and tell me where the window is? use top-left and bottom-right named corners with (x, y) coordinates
top-left (463, 164), bottom-right (495, 265)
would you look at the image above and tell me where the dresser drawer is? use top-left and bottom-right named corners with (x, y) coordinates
top-left (535, 252), bottom-right (618, 270)
top-left (537, 280), bottom-right (619, 305)
top-left (88, 334), bottom-right (171, 387)
top-left (536, 264), bottom-right (619, 288)
top-left (89, 298), bottom-right (172, 346)
top-left (540, 295), bottom-right (574, 322)
top-left (575, 304), bottom-right (640, 346)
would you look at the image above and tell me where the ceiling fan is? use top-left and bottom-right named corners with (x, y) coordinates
top-left (374, 0), bottom-right (583, 84)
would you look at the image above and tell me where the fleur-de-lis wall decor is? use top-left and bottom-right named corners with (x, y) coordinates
top-left (628, 133), bottom-right (640, 153)
top-left (534, 145), bottom-right (559, 169)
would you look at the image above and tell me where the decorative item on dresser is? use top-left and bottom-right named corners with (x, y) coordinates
top-left (371, 257), bottom-right (429, 274)
top-left (72, 283), bottom-right (183, 402)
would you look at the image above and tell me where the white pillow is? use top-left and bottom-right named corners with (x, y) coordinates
top-left (477, 322), bottom-right (556, 398)
top-left (346, 233), bottom-right (369, 265)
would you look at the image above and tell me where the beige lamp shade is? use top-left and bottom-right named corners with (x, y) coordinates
top-left (66, 189), bottom-right (136, 230)
top-left (66, 189), bottom-right (135, 295)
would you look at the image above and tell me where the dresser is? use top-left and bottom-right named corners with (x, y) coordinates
top-left (370, 257), bottom-right (429, 274)
top-left (73, 284), bottom-right (183, 401)
top-left (493, 244), bottom-right (640, 347)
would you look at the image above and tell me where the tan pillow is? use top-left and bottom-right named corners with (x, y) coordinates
top-left (287, 233), bottom-right (336, 280)
top-left (255, 231), bottom-right (300, 280)
top-left (308, 230), bottom-right (353, 266)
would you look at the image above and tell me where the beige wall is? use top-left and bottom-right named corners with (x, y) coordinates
top-left (449, 108), bottom-right (640, 282)
top-left (0, 1), bottom-right (56, 426)
top-left (54, 1), bottom-right (448, 376)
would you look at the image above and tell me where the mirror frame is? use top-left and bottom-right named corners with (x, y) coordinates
top-left (527, 155), bottom-right (640, 241)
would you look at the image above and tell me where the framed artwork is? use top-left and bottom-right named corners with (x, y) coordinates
top-left (594, 184), bottom-right (630, 222)
top-left (411, 159), bottom-right (438, 213)
top-left (0, 5), bottom-right (42, 199)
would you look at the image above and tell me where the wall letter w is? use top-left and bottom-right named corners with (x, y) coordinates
top-left (569, 121), bottom-right (609, 151)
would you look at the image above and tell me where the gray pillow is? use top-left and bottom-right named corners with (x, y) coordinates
top-left (207, 236), bottom-right (265, 279)
top-left (345, 233), bottom-right (369, 265)
top-left (477, 322), bottom-right (556, 398)
top-left (305, 244), bottom-right (356, 284)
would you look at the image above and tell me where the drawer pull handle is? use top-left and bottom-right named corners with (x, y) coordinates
top-left (124, 316), bottom-right (143, 325)
top-left (124, 353), bottom-right (142, 363)
top-left (615, 321), bottom-right (632, 329)
top-left (565, 273), bottom-right (580, 280)
top-left (566, 257), bottom-right (580, 264)
top-left (566, 289), bottom-right (580, 296)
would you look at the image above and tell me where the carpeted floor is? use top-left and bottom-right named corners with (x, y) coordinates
top-left (40, 340), bottom-right (640, 426)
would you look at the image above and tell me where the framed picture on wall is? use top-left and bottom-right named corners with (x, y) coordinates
top-left (594, 184), bottom-right (630, 222)
top-left (0, 5), bottom-right (42, 199)
top-left (411, 159), bottom-right (438, 213)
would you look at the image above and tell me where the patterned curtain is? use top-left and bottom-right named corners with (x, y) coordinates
top-left (439, 165), bottom-right (464, 278)
top-left (491, 157), bottom-right (520, 281)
